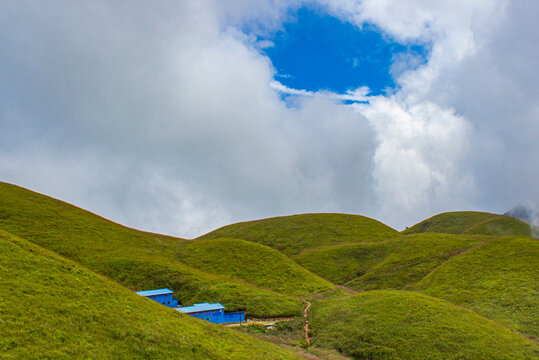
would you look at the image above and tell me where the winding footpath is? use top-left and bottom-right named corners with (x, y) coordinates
top-left (304, 301), bottom-right (312, 347)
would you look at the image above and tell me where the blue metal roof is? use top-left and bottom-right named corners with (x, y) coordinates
top-left (175, 303), bottom-right (225, 313)
top-left (136, 288), bottom-right (174, 296)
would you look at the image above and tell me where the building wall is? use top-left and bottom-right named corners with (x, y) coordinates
top-left (145, 293), bottom-right (178, 308)
top-left (188, 309), bottom-right (224, 323)
top-left (186, 310), bottom-right (245, 324)
top-left (223, 312), bottom-right (245, 323)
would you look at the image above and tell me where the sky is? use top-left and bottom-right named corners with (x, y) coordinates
top-left (1, 0), bottom-right (538, 238)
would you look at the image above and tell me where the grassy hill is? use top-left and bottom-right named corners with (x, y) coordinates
top-left (294, 242), bottom-right (394, 284)
top-left (403, 211), bottom-right (531, 236)
top-left (309, 290), bottom-right (539, 360)
top-left (346, 234), bottom-right (492, 291)
top-left (3, 181), bottom-right (538, 359)
top-left (294, 234), bottom-right (492, 288)
top-left (0, 182), bottom-right (303, 317)
top-left (176, 238), bottom-right (333, 296)
top-left (462, 216), bottom-right (532, 236)
top-left (414, 236), bottom-right (539, 340)
top-left (199, 213), bottom-right (399, 256)
top-left (0, 230), bottom-right (301, 359)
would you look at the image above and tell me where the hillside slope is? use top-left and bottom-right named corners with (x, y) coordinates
top-left (294, 241), bottom-right (393, 284)
top-left (414, 236), bottom-right (539, 340)
top-left (0, 230), bottom-right (301, 359)
top-left (346, 233), bottom-right (492, 290)
top-left (0, 182), bottom-right (303, 317)
top-left (199, 213), bottom-right (399, 256)
top-left (176, 238), bottom-right (333, 296)
top-left (309, 290), bottom-right (539, 360)
top-left (403, 211), bottom-right (531, 236)
top-left (462, 216), bottom-right (532, 236)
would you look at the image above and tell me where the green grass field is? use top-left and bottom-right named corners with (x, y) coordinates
top-left (0, 230), bottom-right (301, 359)
top-left (462, 216), bottom-right (532, 236)
top-left (403, 211), bottom-right (531, 236)
top-left (346, 233), bottom-right (492, 290)
top-left (2, 181), bottom-right (538, 359)
top-left (0, 182), bottom-right (303, 317)
top-left (176, 238), bottom-right (333, 296)
top-left (294, 241), bottom-right (394, 284)
top-left (309, 290), bottom-right (539, 360)
top-left (199, 213), bottom-right (399, 256)
top-left (414, 236), bottom-right (539, 340)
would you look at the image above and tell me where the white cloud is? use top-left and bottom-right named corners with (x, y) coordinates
top-left (1, 0), bottom-right (538, 236)
top-left (270, 81), bottom-right (370, 102)
top-left (357, 96), bottom-right (473, 227)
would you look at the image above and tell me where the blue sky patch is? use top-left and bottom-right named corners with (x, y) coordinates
top-left (253, 7), bottom-right (429, 96)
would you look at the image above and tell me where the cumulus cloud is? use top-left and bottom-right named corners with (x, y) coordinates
top-left (1, 0), bottom-right (538, 236)
top-left (0, 1), bottom-right (376, 236)
top-left (357, 96), bottom-right (473, 226)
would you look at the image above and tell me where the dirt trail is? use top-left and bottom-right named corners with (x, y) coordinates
top-left (304, 301), bottom-right (312, 347)
top-left (335, 284), bottom-right (358, 294)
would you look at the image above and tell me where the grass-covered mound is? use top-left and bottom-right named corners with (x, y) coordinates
top-left (346, 234), bottom-right (491, 290)
top-left (414, 236), bottom-right (539, 340)
top-left (199, 213), bottom-right (399, 256)
top-left (0, 230), bottom-right (301, 359)
top-left (294, 242), bottom-right (393, 284)
top-left (462, 216), bottom-right (532, 236)
top-left (0, 182), bottom-right (303, 317)
top-left (403, 211), bottom-right (531, 236)
top-left (309, 290), bottom-right (539, 360)
top-left (176, 238), bottom-right (333, 296)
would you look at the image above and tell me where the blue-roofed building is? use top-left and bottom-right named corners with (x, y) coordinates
top-left (175, 303), bottom-right (245, 324)
top-left (136, 288), bottom-right (178, 308)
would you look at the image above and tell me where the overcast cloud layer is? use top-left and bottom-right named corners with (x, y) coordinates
top-left (1, 0), bottom-right (538, 237)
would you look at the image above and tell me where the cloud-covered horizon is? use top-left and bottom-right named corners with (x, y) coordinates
top-left (1, 1), bottom-right (538, 238)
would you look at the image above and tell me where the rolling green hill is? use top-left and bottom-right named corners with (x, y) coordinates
top-left (0, 230), bottom-right (301, 359)
top-left (0, 182), bottom-right (303, 317)
top-left (294, 241), bottom-right (393, 284)
top-left (3, 181), bottom-right (538, 359)
top-left (403, 211), bottom-right (531, 236)
top-left (294, 233), bottom-right (492, 289)
top-left (414, 236), bottom-right (539, 340)
top-left (462, 215), bottom-right (532, 236)
top-left (176, 238), bottom-right (333, 296)
top-left (309, 290), bottom-right (539, 360)
top-left (199, 213), bottom-right (399, 256)
top-left (346, 233), bottom-right (492, 290)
